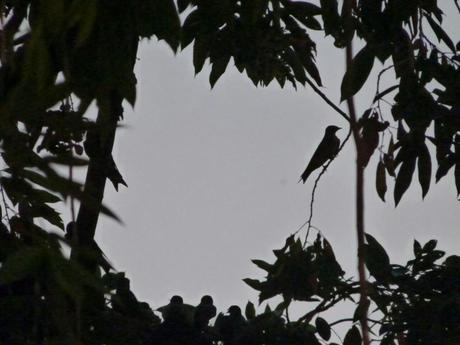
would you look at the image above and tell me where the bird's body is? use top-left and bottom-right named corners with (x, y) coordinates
top-left (194, 295), bottom-right (217, 330)
top-left (215, 306), bottom-right (246, 343)
top-left (65, 221), bottom-right (112, 273)
top-left (300, 125), bottom-right (341, 183)
top-left (157, 295), bottom-right (195, 327)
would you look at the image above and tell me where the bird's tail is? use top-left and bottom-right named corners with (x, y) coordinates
top-left (299, 169), bottom-right (311, 184)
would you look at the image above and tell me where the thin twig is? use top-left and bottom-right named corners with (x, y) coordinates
top-left (454, 0), bottom-right (460, 14)
top-left (285, 304), bottom-right (291, 323)
top-left (298, 296), bottom-right (342, 323)
top-left (373, 65), bottom-right (394, 108)
top-left (305, 76), bottom-right (351, 123)
top-left (374, 64), bottom-right (394, 160)
top-left (329, 317), bottom-right (383, 327)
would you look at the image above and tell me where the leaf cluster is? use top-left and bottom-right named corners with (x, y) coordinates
top-left (2, 216), bottom-right (460, 345)
top-left (181, 0), bottom-right (323, 88)
top-left (244, 234), bottom-right (346, 303)
top-left (365, 237), bottom-right (460, 345)
top-left (245, 233), bottom-right (460, 345)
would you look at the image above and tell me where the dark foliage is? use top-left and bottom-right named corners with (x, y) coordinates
top-left (1, 225), bottom-right (459, 344)
top-left (0, 1), bottom-right (459, 344)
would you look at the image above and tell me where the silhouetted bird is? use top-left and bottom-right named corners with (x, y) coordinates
top-left (194, 295), bottom-right (217, 330)
top-left (65, 221), bottom-right (112, 273)
top-left (157, 295), bottom-right (195, 327)
top-left (111, 274), bottom-right (143, 317)
top-left (300, 125), bottom-right (341, 183)
top-left (83, 134), bottom-right (127, 191)
top-left (215, 305), bottom-right (246, 344)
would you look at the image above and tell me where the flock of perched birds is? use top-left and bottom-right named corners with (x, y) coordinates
top-left (155, 295), bottom-right (246, 344)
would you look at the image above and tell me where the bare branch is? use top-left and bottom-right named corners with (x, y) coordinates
top-left (305, 76), bottom-right (351, 123)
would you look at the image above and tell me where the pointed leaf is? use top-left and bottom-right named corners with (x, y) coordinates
top-left (286, 1), bottom-right (321, 17)
top-left (394, 156), bottom-right (416, 206)
top-left (299, 15), bottom-right (322, 30)
top-left (320, 0), bottom-right (341, 37)
top-left (252, 259), bottom-right (273, 272)
top-left (193, 36), bottom-right (208, 74)
top-left (245, 301), bottom-right (256, 320)
top-left (413, 239), bottom-right (422, 256)
top-left (376, 160), bottom-right (387, 201)
top-left (210, 56), bottom-right (230, 88)
top-left (425, 15), bottom-right (456, 53)
top-left (285, 48), bottom-right (307, 84)
top-left (274, 300), bottom-right (290, 314)
top-left (417, 143), bottom-right (431, 198)
top-left (435, 154), bottom-right (455, 182)
top-left (30, 203), bottom-right (64, 230)
top-left (344, 326), bottom-right (362, 345)
top-left (181, 10), bottom-right (200, 49)
top-left (341, 45), bottom-right (375, 101)
top-left (373, 84), bottom-right (398, 103)
top-left (365, 234), bottom-right (391, 282)
top-left (302, 55), bottom-right (322, 86)
top-left (243, 278), bottom-right (263, 291)
top-left (31, 189), bottom-right (61, 204)
top-left (423, 239), bottom-right (437, 252)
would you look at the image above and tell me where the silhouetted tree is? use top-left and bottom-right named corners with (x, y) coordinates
top-left (0, 1), bottom-right (459, 344)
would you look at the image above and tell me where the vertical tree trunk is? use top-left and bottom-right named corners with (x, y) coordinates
top-left (346, 44), bottom-right (370, 345)
top-left (76, 94), bottom-right (122, 245)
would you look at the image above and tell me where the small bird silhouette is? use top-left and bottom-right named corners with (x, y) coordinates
top-left (65, 221), bottom-right (112, 273)
top-left (194, 295), bottom-right (217, 330)
top-left (300, 125), bottom-right (341, 183)
top-left (157, 295), bottom-right (195, 326)
top-left (215, 306), bottom-right (246, 343)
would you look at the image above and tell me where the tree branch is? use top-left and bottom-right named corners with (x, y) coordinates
top-left (305, 76), bottom-right (351, 123)
top-left (337, 0), bottom-right (370, 344)
top-left (345, 23), bottom-right (371, 345)
top-left (72, 93), bottom-right (122, 271)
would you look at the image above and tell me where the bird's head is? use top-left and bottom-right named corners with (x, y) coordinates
top-left (325, 125), bottom-right (341, 135)
top-left (200, 295), bottom-right (214, 305)
top-left (170, 295), bottom-right (184, 305)
top-left (227, 305), bottom-right (242, 316)
top-left (65, 221), bottom-right (77, 241)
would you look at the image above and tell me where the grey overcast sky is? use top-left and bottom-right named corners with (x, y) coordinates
top-left (91, 3), bottom-right (460, 313)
